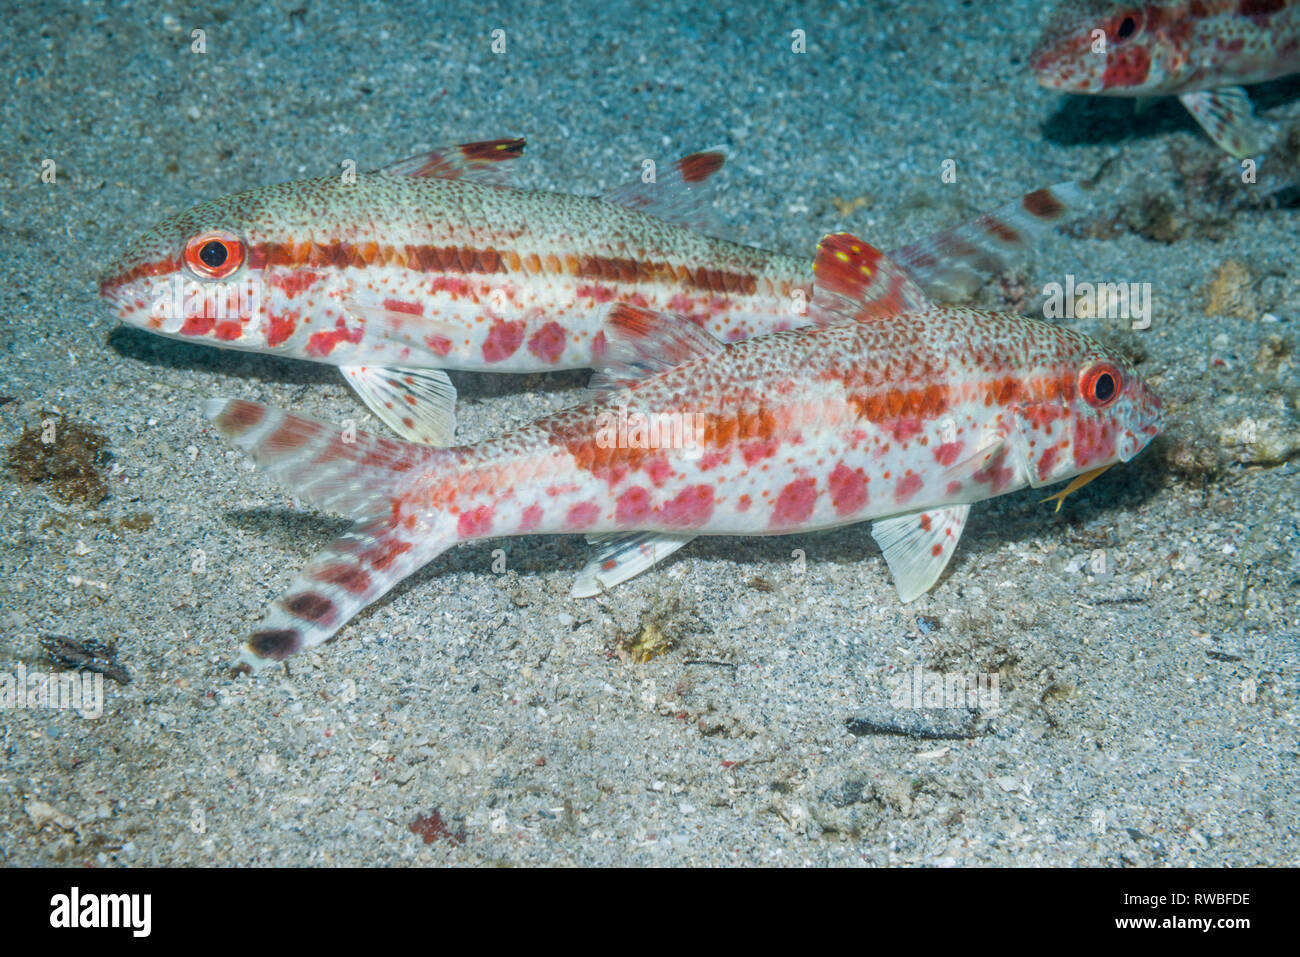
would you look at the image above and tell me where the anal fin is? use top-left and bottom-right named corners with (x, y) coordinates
top-left (1179, 88), bottom-right (1269, 158)
top-left (871, 505), bottom-right (970, 602)
top-left (571, 532), bottom-right (695, 598)
top-left (341, 365), bottom-right (458, 446)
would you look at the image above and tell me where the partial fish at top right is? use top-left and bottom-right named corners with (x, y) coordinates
top-left (1032, 0), bottom-right (1300, 157)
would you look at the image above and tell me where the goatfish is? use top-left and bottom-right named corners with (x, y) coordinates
top-left (203, 233), bottom-right (1163, 672)
top-left (100, 136), bottom-right (1083, 445)
top-left (1032, 0), bottom-right (1300, 156)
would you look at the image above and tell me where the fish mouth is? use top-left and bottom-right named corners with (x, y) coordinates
top-left (1029, 48), bottom-right (1055, 79)
top-left (97, 256), bottom-right (134, 308)
top-left (1033, 68), bottom-right (1066, 89)
top-left (98, 277), bottom-right (123, 307)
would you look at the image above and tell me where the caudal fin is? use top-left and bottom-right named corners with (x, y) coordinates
top-left (204, 399), bottom-right (455, 673)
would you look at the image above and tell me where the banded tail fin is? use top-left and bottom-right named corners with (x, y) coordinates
top-left (204, 399), bottom-right (457, 672)
top-left (890, 182), bottom-right (1085, 303)
top-left (204, 398), bottom-right (442, 521)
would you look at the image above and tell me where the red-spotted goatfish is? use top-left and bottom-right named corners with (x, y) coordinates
top-left (204, 234), bottom-right (1163, 672)
top-left (1032, 0), bottom-right (1300, 156)
top-left (101, 137), bottom-right (1081, 445)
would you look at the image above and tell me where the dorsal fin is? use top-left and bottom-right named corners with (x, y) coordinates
top-left (811, 233), bottom-right (931, 324)
top-left (376, 137), bottom-right (526, 185)
top-left (889, 181), bottom-right (1085, 303)
top-left (601, 150), bottom-right (727, 232)
top-left (586, 304), bottom-right (725, 395)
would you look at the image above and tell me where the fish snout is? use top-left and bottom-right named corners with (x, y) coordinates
top-left (1120, 380), bottom-right (1164, 461)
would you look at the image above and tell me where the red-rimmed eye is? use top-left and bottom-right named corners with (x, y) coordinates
top-left (184, 231), bottom-right (244, 279)
top-left (1080, 362), bottom-right (1122, 409)
top-left (1112, 11), bottom-right (1142, 41)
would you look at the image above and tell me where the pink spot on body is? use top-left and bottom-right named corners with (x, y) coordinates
top-left (527, 321), bottom-right (568, 363)
top-left (894, 472), bottom-right (923, 505)
top-left (565, 501), bottom-right (601, 530)
top-left (1037, 445), bottom-right (1060, 483)
top-left (697, 449), bottom-right (729, 471)
top-left (457, 504), bottom-right (494, 538)
top-left (575, 284), bottom-right (616, 303)
top-left (266, 312), bottom-right (298, 347)
top-left (593, 463), bottom-right (630, 488)
top-left (383, 298), bottom-right (424, 316)
top-left (741, 438), bottom-right (779, 466)
top-left (645, 456), bottom-right (673, 486)
top-left (181, 315), bottom-right (215, 337)
top-left (771, 478), bottom-right (817, 528)
top-left (660, 484), bottom-right (715, 527)
top-left (890, 419), bottom-right (923, 443)
top-left (827, 463), bottom-right (869, 516)
top-left (616, 486), bottom-right (651, 525)
top-left (518, 503), bottom-right (544, 533)
top-left (430, 276), bottom-right (471, 298)
top-left (213, 320), bottom-right (242, 341)
top-left (933, 441), bottom-right (964, 467)
top-left (481, 318), bottom-right (525, 362)
top-left (973, 449), bottom-right (1015, 494)
top-left (306, 318), bottom-right (364, 358)
top-left (271, 270), bottom-right (318, 298)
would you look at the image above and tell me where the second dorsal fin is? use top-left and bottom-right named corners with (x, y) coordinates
top-left (376, 137), bottom-right (526, 185)
top-left (601, 150), bottom-right (727, 232)
top-left (890, 181), bottom-right (1085, 303)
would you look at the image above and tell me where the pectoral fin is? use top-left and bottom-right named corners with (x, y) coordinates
top-left (340, 365), bottom-right (458, 446)
top-left (871, 505), bottom-right (970, 602)
top-left (1179, 88), bottom-right (1269, 158)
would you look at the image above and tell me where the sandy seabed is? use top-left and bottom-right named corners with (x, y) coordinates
top-left (1, 0), bottom-right (1297, 865)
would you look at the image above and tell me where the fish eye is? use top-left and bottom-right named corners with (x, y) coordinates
top-left (1080, 362), bottom-right (1122, 409)
top-left (1114, 13), bottom-right (1139, 40)
top-left (184, 231), bottom-right (245, 279)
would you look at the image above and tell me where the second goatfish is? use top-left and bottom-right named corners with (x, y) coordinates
top-left (1032, 0), bottom-right (1300, 156)
top-left (203, 232), bottom-right (1162, 672)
